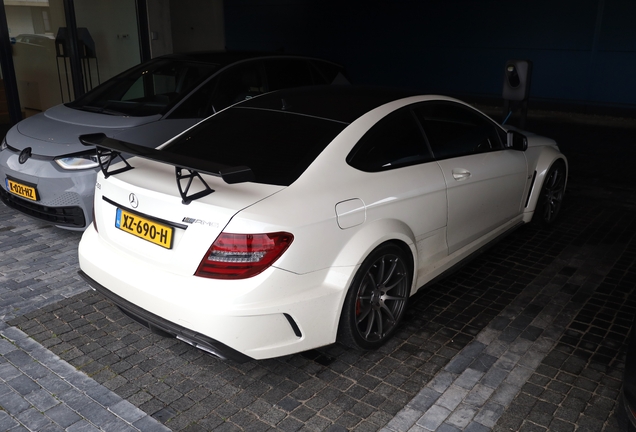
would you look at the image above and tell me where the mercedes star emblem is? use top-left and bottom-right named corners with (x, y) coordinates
top-left (129, 193), bottom-right (139, 208)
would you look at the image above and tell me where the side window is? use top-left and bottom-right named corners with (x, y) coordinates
top-left (264, 59), bottom-right (314, 90)
top-left (347, 108), bottom-right (433, 172)
top-left (413, 102), bottom-right (503, 160)
top-left (168, 62), bottom-right (263, 119)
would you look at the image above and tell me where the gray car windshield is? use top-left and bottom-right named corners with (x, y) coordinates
top-left (66, 59), bottom-right (218, 117)
top-left (163, 107), bottom-right (348, 186)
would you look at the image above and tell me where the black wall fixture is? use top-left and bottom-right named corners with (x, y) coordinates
top-left (502, 60), bottom-right (533, 129)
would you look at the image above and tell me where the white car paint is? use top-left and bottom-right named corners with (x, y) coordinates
top-left (439, 150), bottom-right (527, 254)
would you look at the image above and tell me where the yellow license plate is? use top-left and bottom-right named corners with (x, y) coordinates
top-left (5, 178), bottom-right (38, 201)
top-left (115, 208), bottom-right (174, 249)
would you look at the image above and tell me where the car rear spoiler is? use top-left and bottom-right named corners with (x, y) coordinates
top-left (79, 133), bottom-right (255, 204)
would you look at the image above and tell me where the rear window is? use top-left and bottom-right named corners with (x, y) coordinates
top-left (163, 107), bottom-right (347, 186)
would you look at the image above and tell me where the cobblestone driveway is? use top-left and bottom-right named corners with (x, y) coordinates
top-left (1, 114), bottom-right (635, 431)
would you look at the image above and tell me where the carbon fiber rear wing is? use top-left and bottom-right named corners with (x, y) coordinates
top-left (79, 133), bottom-right (255, 204)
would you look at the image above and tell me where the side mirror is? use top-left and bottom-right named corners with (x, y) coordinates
top-left (506, 130), bottom-right (528, 151)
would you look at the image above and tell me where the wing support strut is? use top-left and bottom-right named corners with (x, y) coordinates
top-left (176, 167), bottom-right (214, 205)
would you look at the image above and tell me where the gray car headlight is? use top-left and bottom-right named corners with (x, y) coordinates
top-left (55, 152), bottom-right (107, 170)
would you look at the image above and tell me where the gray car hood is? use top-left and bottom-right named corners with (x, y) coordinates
top-left (10, 104), bottom-right (161, 157)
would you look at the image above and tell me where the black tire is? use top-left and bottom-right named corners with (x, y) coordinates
top-left (338, 243), bottom-right (411, 350)
top-left (533, 161), bottom-right (566, 225)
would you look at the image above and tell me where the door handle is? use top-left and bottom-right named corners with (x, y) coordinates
top-left (452, 169), bottom-right (471, 181)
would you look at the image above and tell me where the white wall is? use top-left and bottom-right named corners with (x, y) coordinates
top-left (74, 0), bottom-right (141, 84)
top-left (5, 5), bottom-right (35, 36)
top-left (169, 0), bottom-right (224, 53)
top-left (9, 0), bottom-right (142, 111)
top-left (146, 0), bottom-right (173, 57)
top-left (8, 2), bottom-right (64, 111)
top-left (146, 0), bottom-right (225, 57)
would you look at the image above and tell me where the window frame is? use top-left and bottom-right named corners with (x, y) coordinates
top-left (412, 100), bottom-right (507, 161)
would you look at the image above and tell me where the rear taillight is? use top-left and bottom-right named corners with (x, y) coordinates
top-left (195, 232), bottom-right (294, 279)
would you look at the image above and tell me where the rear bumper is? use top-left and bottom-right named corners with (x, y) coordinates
top-left (78, 225), bottom-right (352, 359)
top-left (78, 270), bottom-right (252, 363)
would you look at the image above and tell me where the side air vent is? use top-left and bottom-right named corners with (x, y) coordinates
top-left (284, 313), bottom-right (302, 338)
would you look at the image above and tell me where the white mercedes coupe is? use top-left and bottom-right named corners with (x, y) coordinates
top-left (77, 86), bottom-right (567, 362)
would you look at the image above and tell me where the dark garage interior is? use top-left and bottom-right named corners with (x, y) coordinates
top-left (224, 0), bottom-right (636, 111)
top-left (0, 1), bottom-right (635, 431)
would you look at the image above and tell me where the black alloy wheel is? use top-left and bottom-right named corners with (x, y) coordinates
top-left (338, 244), bottom-right (411, 350)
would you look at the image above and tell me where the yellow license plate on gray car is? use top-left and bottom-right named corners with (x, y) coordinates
top-left (115, 208), bottom-right (174, 249)
top-left (5, 178), bottom-right (38, 201)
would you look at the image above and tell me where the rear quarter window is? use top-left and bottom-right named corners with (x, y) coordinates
top-left (347, 108), bottom-right (433, 172)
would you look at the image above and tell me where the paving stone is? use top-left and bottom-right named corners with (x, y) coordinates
top-left (491, 382), bottom-right (523, 406)
top-left (0, 411), bottom-right (19, 431)
top-left (517, 350), bottom-right (544, 369)
top-left (469, 354), bottom-right (497, 373)
top-left (446, 404), bottom-right (478, 429)
top-left (436, 423), bottom-right (462, 432)
top-left (0, 338), bottom-right (17, 355)
top-left (16, 407), bottom-right (52, 431)
top-left (437, 385), bottom-right (469, 412)
top-left (481, 367), bottom-right (508, 389)
top-left (464, 421), bottom-right (490, 432)
top-left (483, 340), bottom-right (507, 358)
top-left (407, 387), bottom-right (441, 412)
top-left (44, 404), bottom-right (83, 429)
top-left (444, 355), bottom-right (473, 375)
top-left (0, 388), bottom-right (31, 414)
top-left (23, 388), bottom-right (59, 411)
top-left (455, 368), bottom-right (484, 390)
top-left (506, 365), bottom-right (534, 387)
top-left (426, 371), bottom-right (456, 394)
top-left (473, 401), bottom-right (505, 428)
top-left (386, 407), bottom-right (421, 431)
top-left (464, 384), bottom-right (495, 408)
top-left (493, 351), bottom-right (520, 372)
top-left (0, 362), bottom-right (23, 381)
top-left (493, 412), bottom-right (524, 432)
top-left (416, 405), bottom-right (451, 431)
top-left (547, 417), bottom-right (575, 432)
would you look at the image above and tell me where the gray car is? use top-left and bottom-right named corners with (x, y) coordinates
top-left (0, 51), bottom-right (349, 230)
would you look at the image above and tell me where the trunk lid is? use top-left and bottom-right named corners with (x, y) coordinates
top-left (94, 158), bottom-right (284, 276)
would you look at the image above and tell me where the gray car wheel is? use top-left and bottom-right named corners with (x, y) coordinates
top-left (338, 244), bottom-right (411, 350)
top-left (534, 161), bottom-right (566, 225)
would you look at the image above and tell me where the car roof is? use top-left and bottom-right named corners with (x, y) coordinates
top-left (157, 51), bottom-right (342, 67)
top-left (233, 85), bottom-right (423, 124)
